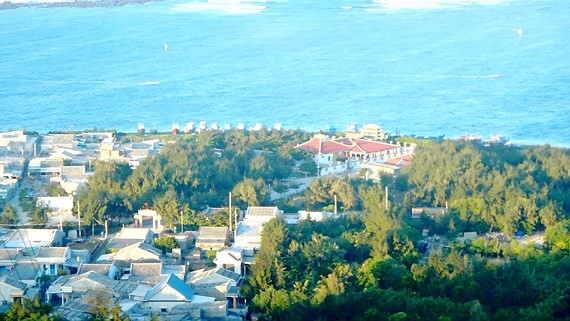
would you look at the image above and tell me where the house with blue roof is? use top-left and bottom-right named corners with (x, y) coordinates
top-left (142, 274), bottom-right (215, 314)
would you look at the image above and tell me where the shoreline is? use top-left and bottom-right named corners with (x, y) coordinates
top-left (0, 0), bottom-right (163, 10)
top-left (11, 127), bottom-right (569, 149)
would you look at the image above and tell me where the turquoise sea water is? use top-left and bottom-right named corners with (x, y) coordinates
top-left (0, 0), bottom-right (569, 145)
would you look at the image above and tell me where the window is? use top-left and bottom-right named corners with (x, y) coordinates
top-left (160, 308), bottom-right (167, 313)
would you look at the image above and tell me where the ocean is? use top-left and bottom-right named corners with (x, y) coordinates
top-left (0, 0), bottom-right (569, 146)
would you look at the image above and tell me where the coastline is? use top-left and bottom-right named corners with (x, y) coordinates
top-left (0, 0), bottom-right (163, 10)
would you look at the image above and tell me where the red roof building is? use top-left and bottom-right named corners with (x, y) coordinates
top-left (296, 135), bottom-right (401, 164)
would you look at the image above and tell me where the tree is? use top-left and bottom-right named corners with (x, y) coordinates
top-left (31, 205), bottom-right (49, 226)
top-left (153, 235), bottom-right (179, 254)
top-left (0, 203), bottom-right (19, 225)
top-left (299, 159), bottom-right (318, 177)
top-left (545, 221), bottom-right (570, 253)
top-left (0, 296), bottom-right (62, 321)
top-left (46, 184), bottom-right (67, 196)
top-left (152, 189), bottom-right (188, 228)
top-left (86, 289), bottom-right (130, 321)
top-left (232, 178), bottom-right (268, 206)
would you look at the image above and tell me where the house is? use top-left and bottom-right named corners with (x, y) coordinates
top-left (0, 275), bottom-right (26, 304)
top-left (54, 165), bottom-right (91, 195)
top-left (27, 158), bottom-right (64, 176)
top-left (47, 271), bottom-right (138, 306)
top-left (0, 248), bottom-right (22, 269)
top-left (142, 274), bottom-right (215, 313)
top-left (188, 267), bottom-right (241, 301)
top-left (35, 247), bottom-right (71, 276)
top-left (298, 210), bottom-right (334, 222)
top-left (125, 261), bottom-right (186, 284)
top-left (77, 263), bottom-right (118, 279)
top-left (234, 222), bottom-right (263, 249)
top-left (385, 154), bottom-right (413, 168)
top-left (195, 227), bottom-right (230, 251)
top-left (361, 124), bottom-right (388, 140)
top-left (0, 177), bottom-right (18, 200)
top-left (0, 130), bottom-right (38, 159)
top-left (51, 134), bottom-right (77, 150)
top-left (214, 247), bottom-right (256, 276)
top-left (105, 228), bottom-right (155, 252)
top-left (51, 300), bottom-right (93, 321)
top-left (411, 207), bottom-right (449, 219)
top-left (0, 229), bottom-right (65, 249)
top-left (10, 262), bottom-right (42, 287)
top-left (360, 162), bottom-right (402, 178)
top-left (97, 242), bottom-right (162, 262)
top-left (244, 206), bottom-right (281, 222)
top-left (296, 135), bottom-right (414, 175)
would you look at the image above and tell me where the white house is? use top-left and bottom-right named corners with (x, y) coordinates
top-left (35, 247), bottom-right (71, 276)
top-left (296, 134), bottom-right (414, 175)
top-left (106, 228), bottom-right (155, 252)
top-left (195, 227), bottom-right (229, 251)
top-left (142, 274), bottom-right (215, 313)
top-left (99, 242), bottom-right (162, 263)
top-left (298, 210), bottom-right (334, 222)
top-left (0, 275), bottom-right (26, 305)
top-left (1, 229), bottom-right (65, 249)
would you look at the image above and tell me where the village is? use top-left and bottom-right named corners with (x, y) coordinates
top-left (0, 123), bottom-right (428, 320)
top-left (0, 121), bottom-right (562, 321)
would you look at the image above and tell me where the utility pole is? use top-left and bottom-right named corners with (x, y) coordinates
top-left (385, 186), bottom-right (389, 210)
top-left (104, 219), bottom-right (108, 239)
top-left (234, 208), bottom-right (238, 240)
top-left (77, 200), bottom-right (81, 238)
top-left (180, 211), bottom-right (184, 234)
top-left (229, 192), bottom-right (232, 231)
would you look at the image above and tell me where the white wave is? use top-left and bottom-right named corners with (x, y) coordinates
top-left (371, 0), bottom-right (504, 10)
top-left (132, 81), bottom-right (161, 85)
top-left (463, 74), bottom-right (502, 78)
top-left (172, 1), bottom-right (266, 14)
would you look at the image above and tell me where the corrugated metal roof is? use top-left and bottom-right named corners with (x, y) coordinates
top-left (143, 274), bottom-right (194, 301)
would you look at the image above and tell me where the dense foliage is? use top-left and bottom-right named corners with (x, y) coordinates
top-left (243, 141), bottom-right (570, 321)
top-left (0, 297), bottom-right (63, 321)
top-left (68, 132), bottom-right (570, 320)
top-left (75, 129), bottom-right (312, 229)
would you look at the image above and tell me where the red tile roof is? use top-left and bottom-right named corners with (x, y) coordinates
top-left (296, 137), bottom-right (352, 154)
top-left (297, 136), bottom-right (399, 155)
top-left (385, 154), bottom-right (413, 167)
top-left (350, 139), bottom-right (396, 153)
